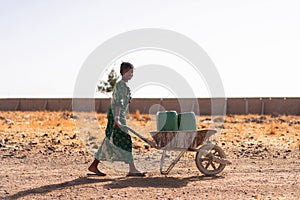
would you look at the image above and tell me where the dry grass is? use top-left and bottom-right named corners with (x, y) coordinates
top-left (0, 111), bottom-right (300, 158)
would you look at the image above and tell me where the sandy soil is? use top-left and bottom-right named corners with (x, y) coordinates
top-left (0, 111), bottom-right (300, 200)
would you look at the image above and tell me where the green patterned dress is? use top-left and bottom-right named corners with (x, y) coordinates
top-left (95, 80), bottom-right (133, 164)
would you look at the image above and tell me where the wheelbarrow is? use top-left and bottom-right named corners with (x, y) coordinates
top-left (125, 126), bottom-right (231, 176)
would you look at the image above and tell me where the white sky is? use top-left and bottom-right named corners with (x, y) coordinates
top-left (0, 0), bottom-right (299, 98)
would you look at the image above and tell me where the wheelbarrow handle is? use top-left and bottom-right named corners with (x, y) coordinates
top-left (125, 126), bottom-right (157, 148)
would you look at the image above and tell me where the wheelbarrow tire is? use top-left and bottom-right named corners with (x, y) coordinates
top-left (195, 144), bottom-right (226, 176)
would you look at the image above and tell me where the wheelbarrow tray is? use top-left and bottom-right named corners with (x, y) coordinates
top-left (149, 129), bottom-right (217, 150)
top-left (126, 126), bottom-right (229, 176)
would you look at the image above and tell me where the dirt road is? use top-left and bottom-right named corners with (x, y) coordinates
top-left (1, 152), bottom-right (299, 200)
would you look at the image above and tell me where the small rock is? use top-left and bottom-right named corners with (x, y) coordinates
top-left (244, 118), bottom-right (250, 123)
top-left (70, 134), bottom-right (76, 139)
top-left (17, 155), bottom-right (26, 159)
top-left (284, 149), bottom-right (291, 153)
top-left (90, 145), bottom-right (99, 149)
top-left (88, 136), bottom-right (97, 141)
top-left (24, 145), bottom-right (32, 151)
top-left (3, 154), bottom-right (14, 158)
top-left (28, 141), bottom-right (37, 145)
top-left (4, 118), bottom-right (14, 125)
top-left (47, 146), bottom-right (56, 151)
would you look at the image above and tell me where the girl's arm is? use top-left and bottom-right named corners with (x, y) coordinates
top-left (114, 105), bottom-right (123, 128)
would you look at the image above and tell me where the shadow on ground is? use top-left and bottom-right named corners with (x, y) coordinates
top-left (5, 176), bottom-right (112, 200)
top-left (5, 175), bottom-right (223, 199)
top-left (103, 175), bottom-right (224, 189)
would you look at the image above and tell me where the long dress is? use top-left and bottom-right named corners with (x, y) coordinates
top-left (94, 79), bottom-right (133, 164)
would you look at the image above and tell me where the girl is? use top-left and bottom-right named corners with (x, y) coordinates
top-left (88, 62), bottom-right (146, 177)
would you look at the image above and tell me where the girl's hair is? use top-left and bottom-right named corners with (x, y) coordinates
top-left (120, 62), bottom-right (133, 75)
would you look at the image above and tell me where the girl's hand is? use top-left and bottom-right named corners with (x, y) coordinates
top-left (114, 116), bottom-right (124, 128)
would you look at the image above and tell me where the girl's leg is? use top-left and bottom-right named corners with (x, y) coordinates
top-left (128, 162), bottom-right (146, 175)
top-left (129, 163), bottom-right (138, 173)
top-left (88, 159), bottom-right (106, 176)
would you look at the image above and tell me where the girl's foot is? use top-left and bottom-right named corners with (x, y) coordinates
top-left (127, 169), bottom-right (147, 177)
top-left (126, 171), bottom-right (147, 177)
top-left (88, 165), bottom-right (106, 176)
top-left (128, 163), bottom-right (146, 177)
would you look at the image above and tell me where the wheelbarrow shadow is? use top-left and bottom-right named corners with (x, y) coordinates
top-left (103, 175), bottom-right (224, 189)
top-left (5, 175), bottom-right (224, 199)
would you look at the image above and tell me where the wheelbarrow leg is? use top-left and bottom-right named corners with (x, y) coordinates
top-left (160, 150), bottom-right (187, 175)
top-left (160, 150), bottom-right (166, 174)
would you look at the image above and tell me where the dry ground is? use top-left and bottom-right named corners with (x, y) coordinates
top-left (0, 111), bottom-right (299, 200)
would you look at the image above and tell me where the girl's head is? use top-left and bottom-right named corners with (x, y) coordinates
top-left (120, 62), bottom-right (134, 81)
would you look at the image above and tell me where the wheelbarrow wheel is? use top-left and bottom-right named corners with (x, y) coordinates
top-left (195, 144), bottom-right (226, 176)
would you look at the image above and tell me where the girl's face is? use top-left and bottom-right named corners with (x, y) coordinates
top-left (123, 68), bottom-right (134, 81)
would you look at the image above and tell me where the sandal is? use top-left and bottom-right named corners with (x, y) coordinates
top-left (87, 171), bottom-right (107, 176)
top-left (126, 172), bottom-right (147, 177)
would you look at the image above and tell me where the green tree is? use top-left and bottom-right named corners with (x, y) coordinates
top-left (97, 69), bottom-right (119, 93)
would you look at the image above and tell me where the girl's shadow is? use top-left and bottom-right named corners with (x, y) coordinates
top-left (5, 176), bottom-right (112, 200)
top-left (5, 175), bottom-right (223, 199)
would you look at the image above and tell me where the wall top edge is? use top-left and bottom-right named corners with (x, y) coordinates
top-left (0, 97), bottom-right (299, 100)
